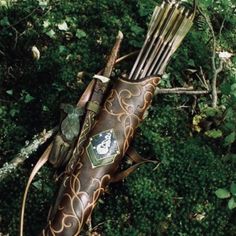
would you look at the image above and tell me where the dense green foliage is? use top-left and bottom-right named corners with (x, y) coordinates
top-left (0, 0), bottom-right (235, 235)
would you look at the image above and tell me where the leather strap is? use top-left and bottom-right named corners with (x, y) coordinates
top-left (77, 79), bottom-right (96, 107)
top-left (111, 147), bottom-right (158, 183)
top-left (20, 144), bottom-right (52, 236)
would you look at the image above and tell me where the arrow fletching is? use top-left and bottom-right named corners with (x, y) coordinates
top-left (128, 0), bottom-right (196, 80)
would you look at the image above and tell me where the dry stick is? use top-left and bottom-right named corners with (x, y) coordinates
top-left (0, 49), bottom-right (5, 56)
top-left (155, 89), bottom-right (211, 95)
top-left (0, 127), bottom-right (58, 181)
top-left (6, 8), bottom-right (39, 30)
top-left (219, 17), bottom-right (226, 40)
top-left (196, 67), bottom-right (210, 91)
top-left (159, 87), bottom-right (194, 91)
top-left (199, 7), bottom-right (222, 108)
top-left (0, 98), bottom-right (12, 104)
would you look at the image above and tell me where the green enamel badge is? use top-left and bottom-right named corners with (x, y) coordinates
top-left (86, 129), bottom-right (120, 168)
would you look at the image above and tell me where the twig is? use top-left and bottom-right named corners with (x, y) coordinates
top-left (216, 59), bottom-right (224, 74)
top-left (7, 66), bottom-right (16, 79)
top-left (0, 49), bottom-right (5, 56)
top-left (155, 88), bottom-right (211, 95)
top-left (219, 17), bottom-right (226, 39)
top-left (0, 98), bottom-right (12, 104)
top-left (198, 7), bottom-right (223, 108)
top-left (0, 127), bottom-right (58, 181)
top-left (11, 25), bottom-right (19, 49)
top-left (158, 87), bottom-right (194, 91)
top-left (198, 66), bottom-right (209, 91)
top-left (6, 2), bottom-right (56, 29)
top-left (6, 8), bottom-right (39, 29)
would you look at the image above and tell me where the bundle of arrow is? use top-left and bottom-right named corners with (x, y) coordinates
top-left (129, 0), bottom-right (195, 80)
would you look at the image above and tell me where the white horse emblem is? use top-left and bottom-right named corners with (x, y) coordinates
top-left (96, 133), bottom-right (112, 155)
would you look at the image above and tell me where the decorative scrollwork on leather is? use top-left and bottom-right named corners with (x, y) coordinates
top-left (42, 160), bottom-right (110, 236)
top-left (104, 77), bottom-right (159, 155)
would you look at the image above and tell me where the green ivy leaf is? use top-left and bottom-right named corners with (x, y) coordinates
top-left (76, 29), bottom-right (86, 39)
top-left (10, 108), bottom-right (19, 117)
top-left (205, 129), bottom-right (223, 139)
top-left (224, 132), bottom-right (236, 146)
top-left (220, 82), bottom-right (231, 95)
top-left (6, 89), bottom-right (13, 95)
top-left (38, 0), bottom-right (48, 10)
top-left (0, 16), bottom-right (9, 26)
top-left (59, 45), bottom-right (66, 53)
top-left (230, 182), bottom-right (236, 196)
top-left (230, 83), bottom-right (236, 92)
top-left (32, 180), bottom-right (43, 190)
top-left (130, 25), bottom-right (144, 35)
top-left (228, 197), bottom-right (236, 210)
top-left (188, 59), bottom-right (196, 67)
top-left (43, 20), bottom-right (50, 28)
top-left (215, 188), bottom-right (231, 199)
top-left (46, 29), bottom-right (56, 38)
top-left (24, 94), bottom-right (34, 103)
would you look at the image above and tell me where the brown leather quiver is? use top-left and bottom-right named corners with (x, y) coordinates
top-left (41, 76), bottom-right (160, 236)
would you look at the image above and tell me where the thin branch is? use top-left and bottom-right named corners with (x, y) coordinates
top-left (216, 59), bottom-right (224, 74)
top-left (0, 49), bottom-right (5, 56)
top-left (6, 2), bottom-right (56, 29)
top-left (158, 87), bottom-right (194, 91)
top-left (197, 66), bottom-right (210, 91)
top-left (219, 17), bottom-right (226, 39)
top-left (198, 7), bottom-right (222, 108)
top-left (11, 25), bottom-right (19, 49)
top-left (0, 127), bottom-right (58, 181)
top-left (0, 98), bottom-right (12, 104)
top-left (6, 8), bottom-right (39, 29)
top-left (155, 88), bottom-right (211, 95)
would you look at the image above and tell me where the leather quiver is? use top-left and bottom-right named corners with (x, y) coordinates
top-left (41, 76), bottom-right (160, 236)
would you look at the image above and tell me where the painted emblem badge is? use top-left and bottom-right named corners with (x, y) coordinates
top-left (87, 129), bottom-right (120, 168)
